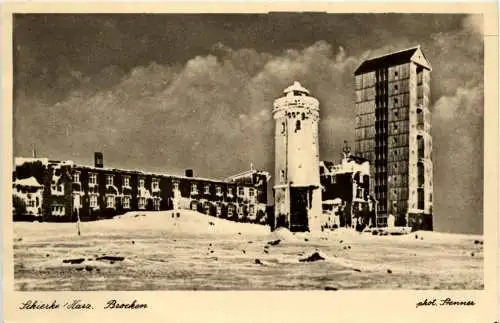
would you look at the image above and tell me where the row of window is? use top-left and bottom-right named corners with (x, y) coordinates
top-left (51, 205), bottom-right (65, 216)
top-left (193, 203), bottom-right (257, 216)
top-left (74, 173), bottom-right (255, 197)
top-left (87, 194), bottom-right (161, 210)
top-left (82, 173), bottom-right (141, 189)
top-left (190, 184), bottom-right (254, 197)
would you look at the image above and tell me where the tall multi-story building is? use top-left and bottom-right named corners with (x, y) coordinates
top-left (354, 45), bottom-right (433, 230)
top-left (273, 81), bottom-right (322, 232)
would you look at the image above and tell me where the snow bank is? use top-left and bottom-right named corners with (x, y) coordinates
top-left (394, 230), bottom-right (483, 243)
top-left (110, 210), bottom-right (271, 236)
top-left (268, 227), bottom-right (296, 241)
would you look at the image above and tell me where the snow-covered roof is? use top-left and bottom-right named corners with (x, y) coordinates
top-left (14, 157), bottom-right (48, 167)
top-left (226, 169), bottom-right (271, 182)
top-left (322, 198), bottom-right (342, 205)
top-left (283, 81), bottom-right (310, 95)
top-left (13, 176), bottom-right (43, 188)
top-left (320, 157), bottom-right (370, 176)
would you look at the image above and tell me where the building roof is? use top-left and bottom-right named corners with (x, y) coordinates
top-left (15, 156), bottom-right (268, 186)
top-left (321, 161), bottom-right (336, 173)
top-left (74, 163), bottom-right (235, 184)
top-left (14, 157), bottom-right (49, 167)
top-left (283, 81), bottom-right (310, 95)
top-left (347, 155), bottom-right (369, 164)
top-left (13, 176), bottom-right (43, 188)
top-left (354, 45), bottom-right (432, 75)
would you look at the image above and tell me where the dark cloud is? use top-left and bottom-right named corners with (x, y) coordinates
top-left (13, 13), bottom-right (483, 234)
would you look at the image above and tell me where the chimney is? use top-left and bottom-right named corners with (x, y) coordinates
top-left (185, 169), bottom-right (193, 178)
top-left (94, 152), bottom-right (103, 168)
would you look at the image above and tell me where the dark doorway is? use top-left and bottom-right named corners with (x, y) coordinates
top-left (290, 187), bottom-right (309, 232)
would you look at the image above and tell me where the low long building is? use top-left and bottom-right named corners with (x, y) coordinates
top-left (12, 153), bottom-right (270, 224)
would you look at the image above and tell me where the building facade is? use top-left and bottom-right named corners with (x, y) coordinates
top-left (12, 154), bottom-right (270, 225)
top-left (320, 145), bottom-right (374, 230)
top-left (354, 46), bottom-right (433, 230)
top-left (12, 176), bottom-right (44, 219)
top-left (273, 81), bottom-right (322, 232)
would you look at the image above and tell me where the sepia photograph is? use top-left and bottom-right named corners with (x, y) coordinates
top-left (8, 9), bottom-right (490, 295)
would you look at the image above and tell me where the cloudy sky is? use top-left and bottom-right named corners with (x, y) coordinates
top-left (13, 13), bottom-right (484, 234)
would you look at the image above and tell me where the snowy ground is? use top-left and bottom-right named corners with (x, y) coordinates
top-left (13, 210), bottom-right (483, 290)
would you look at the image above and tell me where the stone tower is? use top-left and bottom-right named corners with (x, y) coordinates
top-left (353, 46), bottom-right (433, 230)
top-left (272, 81), bottom-right (322, 232)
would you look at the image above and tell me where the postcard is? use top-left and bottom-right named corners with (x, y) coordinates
top-left (2, 2), bottom-right (498, 323)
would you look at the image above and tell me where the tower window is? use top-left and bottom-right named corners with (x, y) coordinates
top-left (417, 188), bottom-right (425, 209)
top-left (301, 112), bottom-right (306, 120)
top-left (394, 98), bottom-right (398, 105)
top-left (281, 122), bottom-right (285, 134)
top-left (295, 120), bottom-right (301, 132)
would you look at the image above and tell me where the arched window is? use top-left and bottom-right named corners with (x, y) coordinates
top-left (295, 120), bottom-right (301, 132)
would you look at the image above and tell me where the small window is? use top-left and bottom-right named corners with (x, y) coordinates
top-left (216, 186), bottom-right (222, 195)
top-left (281, 122), bottom-right (286, 134)
top-left (152, 178), bottom-right (159, 191)
top-left (106, 175), bottom-right (114, 186)
top-left (394, 71), bottom-right (398, 77)
top-left (123, 176), bottom-right (130, 187)
top-left (228, 187), bottom-right (233, 196)
top-left (204, 184), bottom-right (210, 194)
top-left (139, 178), bottom-right (145, 188)
top-left (123, 196), bottom-right (130, 209)
top-left (249, 188), bottom-right (255, 197)
top-left (106, 195), bottom-right (115, 208)
top-left (394, 85), bottom-right (398, 91)
top-left (139, 197), bottom-right (146, 210)
top-left (394, 98), bottom-right (398, 105)
top-left (295, 120), bottom-right (301, 131)
top-left (90, 195), bottom-right (98, 208)
top-left (73, 172), bottom-right (80, 183)
top-left (173, 181), bottom-right (179, 190)
top-left (153, 198), bottom-right (160, 210)
top-left (238, 187), bottom-right (244, 196)
top-left (191, 183), bottom-right (198, 194)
